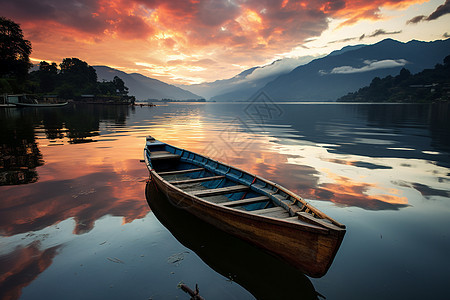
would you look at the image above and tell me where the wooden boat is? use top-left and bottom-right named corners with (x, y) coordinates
top-left (0, 103), bottom-right (16, 108)
top-left (144, 136), bottom-right (346, 278)
top-left (15, 101), bottom-right (68, 107)
top-left (5, 94), bottom-right (67, 107)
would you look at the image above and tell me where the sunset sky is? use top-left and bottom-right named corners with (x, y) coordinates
top-left (1, 0), bottom-right (449, 84)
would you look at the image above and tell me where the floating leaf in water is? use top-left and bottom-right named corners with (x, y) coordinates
top-left (107, 257), bottom-right (124, 264)
top-left (167, 251), bottom-right (189, 265)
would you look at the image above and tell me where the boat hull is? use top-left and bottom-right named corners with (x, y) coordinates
top-left (146, 181), bottom-right (320, 299)
top-left (15, 102), bottom-right (68, 107)
top-left (150, 169), bottom-right (345, 278)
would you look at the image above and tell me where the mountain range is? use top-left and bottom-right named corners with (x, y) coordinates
top-left (94, 66), bottom-right (202, 101)
top-left (257, 38), bottom-right (450, 101)
top-left (94, 38), bottom-right (450, 102)
top-left (178, 55), bottom-right (319, 101)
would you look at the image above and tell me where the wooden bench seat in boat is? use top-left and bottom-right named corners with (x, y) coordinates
top-left (158, 168), bottom-right (204, 176)
top-left (146, 141), bottom-right (166, 147)
top-left (150, 151), bottom-right (181, 161)
top-left (189, 185), bottom-right (249, 197)
top-left (249, 206), bottom-right (290, 218)
top-left (169, 175), bottom-right (225, 185)
top-left (220, 196), bottom-right (270, 207)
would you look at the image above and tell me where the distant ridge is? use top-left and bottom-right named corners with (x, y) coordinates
top-left (94, 66), bottom-right (202, 101)
top-left (179, 56), bottom-right (318, 101)
top-left (257, 38), bottom-right (450, 101)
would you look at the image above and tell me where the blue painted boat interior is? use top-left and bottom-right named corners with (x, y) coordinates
top-left (146, 140), bottom-right (302, 213)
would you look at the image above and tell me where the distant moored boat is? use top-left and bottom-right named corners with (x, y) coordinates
top-left (4, 94), bottom-right (68, 107)
top-left (15, 101), bottom-right (68, 107)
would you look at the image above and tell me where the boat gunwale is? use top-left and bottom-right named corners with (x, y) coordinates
top-left (149, 166), bottom-right (331, 235)
top-left (144, 141), bottom-right (345, 233)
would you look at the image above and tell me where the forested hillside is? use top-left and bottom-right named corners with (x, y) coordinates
top-left (338, 55), bottom-right (450, 102)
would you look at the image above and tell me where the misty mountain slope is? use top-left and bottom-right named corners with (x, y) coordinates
top-left (94, 66), bottom-right (202, 101)
top-left (259, 38), bottom-right (450, 101)
top-left (180, 56), bottom-right (318, 101)
top-left (209, 69), bottom-right (285, 101)
top-left (179, 67), bottom-right (259, 100)
top-left (328, 44), bottom-right (366, 56)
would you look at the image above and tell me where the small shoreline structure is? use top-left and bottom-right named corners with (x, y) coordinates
top-left (136, 102), bottom-right (156, 107)
top-left (0, 94), bottom-right (15, 107)
top-left (75, 94), bottom-right (136, 105)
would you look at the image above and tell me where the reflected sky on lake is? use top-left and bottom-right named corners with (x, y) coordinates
top-left (0, 102), bottom-right (449, 299)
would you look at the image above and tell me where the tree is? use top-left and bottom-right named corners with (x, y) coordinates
top-left (0, 17), bottom-right (32, 79)
top-left (59, 58), bottom-right (97, 95)
top-left (398, 68), bottom-right (411, 80)
top-left (38, 61), bottom-right (58, 93)
top-left (113, 76), bottom-right (128, 95)
top-left (97, 80), bottom-right (116, 95)
top-left (444, 55), bottom-right (450, 67)
top-left (57, 83), bottom-right (76, 99)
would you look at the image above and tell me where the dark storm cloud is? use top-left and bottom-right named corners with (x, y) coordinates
top-left (407, 0), bottom-right (450, 24)
top-left (0, 0), bottom-right (106, 34)
top-left (329, 28), bottom-right (401, 44)
top-left (427, 0), bottom-right (450, 20)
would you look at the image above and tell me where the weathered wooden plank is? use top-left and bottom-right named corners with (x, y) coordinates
top-left (221, 196), bottom-right (270, 207)
top-left (150, 151), bottom-right (181, 161)
top-left (296, 212), bottom-right (341, 230)
top-left (250, 206), bottom-right (287, 216)
top-left (263, 210), bottom-right (291, 219)
top-left (150, 151), bottom-right (171, 155)
top-left (151, 154), bottom-right (181, 160)
top-left (158, 168), bottom-right (204, 176)
top-left (169, 175), bottom-right (225, 185)
top-left (271, 212), bottom-right (291, 219)
top-left (189, 185), bottom-right (249, 197)
top-left (284, 216), bottom-right (330, 231)
top-left (146, 141), bottom-right (166, 147)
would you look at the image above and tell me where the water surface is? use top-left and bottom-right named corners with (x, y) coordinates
top-left (1, 102), bottom-right (449, 299)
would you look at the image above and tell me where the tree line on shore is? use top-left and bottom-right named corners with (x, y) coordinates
top-left (338, 55), bottom-right (450, 103)
top-left (0, 16), bottom-right (133, 102)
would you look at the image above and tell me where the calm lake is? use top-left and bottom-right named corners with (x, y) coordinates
top-left (1, 102), bottom-right (449, 299)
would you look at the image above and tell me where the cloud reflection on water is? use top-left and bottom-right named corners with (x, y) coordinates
top-left (0, 168), bottom-right (148, 237)
top-left (0, 241), bottom-right (61, 300)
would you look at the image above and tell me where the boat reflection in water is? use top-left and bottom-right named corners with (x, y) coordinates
top-left (146, 181), bottom-right (321, 300)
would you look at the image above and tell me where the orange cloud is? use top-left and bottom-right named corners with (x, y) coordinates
top-left (1, 0), bottom-right (430, 83)
top-left (3, 0), bottom-right (428, 44)
top-left (334, 0), bottom-right (425, 26)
